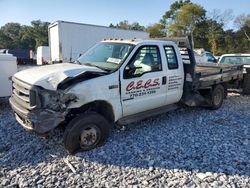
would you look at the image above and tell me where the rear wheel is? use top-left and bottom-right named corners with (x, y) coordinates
top-left (242, 72), bottom-right (250, 94)
top-left (63, 112), bottom-right (110, 154)
top-left (210, 84), bottom-right (224, 110)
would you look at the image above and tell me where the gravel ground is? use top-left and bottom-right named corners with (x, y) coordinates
top-left (0, 92), bottom-right (249, 187)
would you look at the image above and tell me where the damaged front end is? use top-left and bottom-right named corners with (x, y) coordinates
top-left (9, 77), bottom-right (78, 134)
top-left (9, 70), bottom-right (105, 134)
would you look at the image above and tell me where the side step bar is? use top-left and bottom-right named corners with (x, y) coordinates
top-left (118, 104), bottom-right (178, 125)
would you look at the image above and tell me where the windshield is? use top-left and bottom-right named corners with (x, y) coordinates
top-left (220, 56), bottom-right (250, 65)
top-left (76, 42), bottom-right (134, 71)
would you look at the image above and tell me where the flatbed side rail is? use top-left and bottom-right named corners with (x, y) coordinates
top-left (194, 64), bottom-right (243, 89)
top-left (195, 64), bottom-right (243, 78)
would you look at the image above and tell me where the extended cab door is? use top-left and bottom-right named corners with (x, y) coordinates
top-left (120, 45), bottom-right (168, 117)
top-left (163, 45), bottom-right (184, 104)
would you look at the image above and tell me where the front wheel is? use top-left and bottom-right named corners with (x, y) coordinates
top-left (210, 84), bottom-right (225, 110)
top-left (63, 112), bottom-right (111, 154)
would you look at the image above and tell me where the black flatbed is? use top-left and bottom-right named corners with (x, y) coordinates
top-left (159, 36), bottom-right (243, 91)
top-left (194, 63), bottom-right (243, 89)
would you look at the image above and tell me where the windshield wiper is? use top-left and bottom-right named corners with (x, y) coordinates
top-left (74, 60), bottom-right (81, 65)
top-left (84, 63), bottom-right (109, 71)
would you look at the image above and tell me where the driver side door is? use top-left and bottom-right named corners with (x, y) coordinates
top-left (120, 45), bottom-right (168, 117)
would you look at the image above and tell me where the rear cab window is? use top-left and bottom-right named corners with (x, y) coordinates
top-left (164, 46), bottom-right (179, 69)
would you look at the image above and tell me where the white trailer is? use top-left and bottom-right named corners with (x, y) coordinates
top-left (48, 20), bottom-right (149, 63)
top-left (36, 46), bottom-right (50, 65)
top-left (0, 53), bottom-right (17, 97)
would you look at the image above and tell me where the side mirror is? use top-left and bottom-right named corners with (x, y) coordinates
top-left (125, 66), bottom-right (134, 75)
top-left (125, 66), bottom-right (130, 71)
top-left (124, 65), bottom-right (142, 77)
top-left (125, 65), bottom-right (142, 71)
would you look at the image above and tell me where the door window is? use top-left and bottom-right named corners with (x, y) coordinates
top-left (164, 46), bottom-right (178, 69)
top-left (124, 46), bottom-right (162, 78)
top-left (206, 52), bottom-right (217, 63)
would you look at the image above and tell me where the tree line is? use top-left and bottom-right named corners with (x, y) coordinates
top-left (0, 0), bottom-right (249, 55)
top-left (110, 0), bottom-right (250, 55)
top-left (0, 20), bottom-right (49, 51)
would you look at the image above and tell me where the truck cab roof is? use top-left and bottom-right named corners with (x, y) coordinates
top-left (101, 38), bottom-right (177, 46)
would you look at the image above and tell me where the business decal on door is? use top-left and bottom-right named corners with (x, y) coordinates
top-left (167, 75), bottom-right (182, 90)
top-left (125, 78), bottom-right (161, 98)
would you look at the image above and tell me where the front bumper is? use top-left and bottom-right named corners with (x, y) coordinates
top-left (9, 97), bottom-right (65, 134)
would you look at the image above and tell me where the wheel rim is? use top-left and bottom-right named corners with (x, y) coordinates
top-left (79, 125), bottom-right (101, 148)
top-left (214, 88), bottom-right (223, 106)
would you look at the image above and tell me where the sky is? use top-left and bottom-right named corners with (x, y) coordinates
top-left (0, 0), bottom-right (249, 28)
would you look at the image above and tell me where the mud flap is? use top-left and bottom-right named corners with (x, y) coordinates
top-left (181, 91), bottom-right (206, 107)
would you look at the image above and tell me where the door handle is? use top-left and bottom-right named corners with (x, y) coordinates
top-left (162, 76), bottom-right (167, 85)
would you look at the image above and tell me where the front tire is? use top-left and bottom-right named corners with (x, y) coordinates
top-left (64, 112), bottom-right (111, 154)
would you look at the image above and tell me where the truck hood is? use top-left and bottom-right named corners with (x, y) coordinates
top-left (14, 63), bottom-right (105, 90)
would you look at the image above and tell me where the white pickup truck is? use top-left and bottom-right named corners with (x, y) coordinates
top-left (217, 54), bottom-right (250, 94)
top-left (9, 37), bottom-right (243, 153)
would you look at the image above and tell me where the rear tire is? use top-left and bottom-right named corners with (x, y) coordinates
top-left (210, 84), bottom-right (224, 110)
top-left (242, 73), bottom-right (250, 94)
top-left (63, 112), bottom-right (110, 154)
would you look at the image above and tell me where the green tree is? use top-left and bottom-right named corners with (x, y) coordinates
top-left (160, 0), bottom-right (191, 36)
top-left (116, 20), bottom-right (130, 30)
top-left (30, 20), bottom-right (50, 48)
top-left (146, 23), bottom-right (165, 38)
top-left (0, 20), bottom-right (49, 50)
top-left (168, 3), bottom-right (206, 47)
top-left (206, 9), bottom-right (234, 54)
top-left (19, 25), bottom-right (36, 49)
top-left (222, 29), bottom-right (236, 54)
top-left (235, 27), bottom-right (250, 53)
top-left (109, 20), bottom-right (145, 31)
top-left (130, 22), bottom-right (145, 31)
top-left (192, 20), bottom-right (210, 50)
top-left (0, 23), bottom-right (22, 49)
top-left (109, 23), bottom-right (116, 28)
top-left (235, 14), bottom-right (250, 42)
top-left (206, 19), bottom-right (224, 54)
